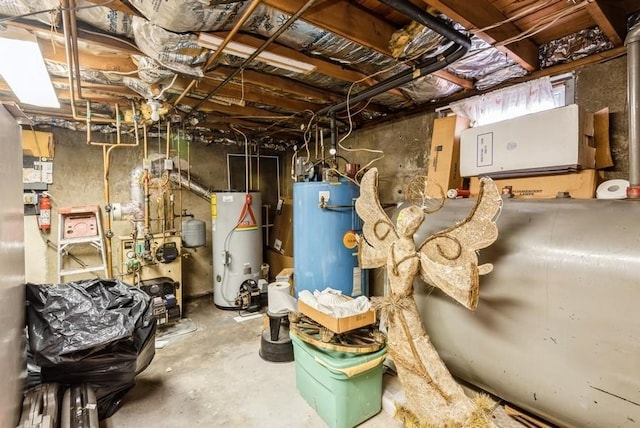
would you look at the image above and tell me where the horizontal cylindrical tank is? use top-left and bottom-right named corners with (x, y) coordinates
top-left (399, 198), bottom-right (640, 427)
top-left (182, 218), bottom-right (206, 248)
top-left (293, 179), bottom-right (367, 297)
top-left (212, 192), bottom-right (262, 308)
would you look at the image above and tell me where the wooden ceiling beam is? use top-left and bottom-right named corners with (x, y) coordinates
top-left (422, 0), bottom-right (539, 71)
top-left (38, 39), bottom-right (137, 73)
top-left (261, 1), bottom-right (474, 95)
top-left (177, 78), bottom-right (322, 114)
top-left (586, 0), bottom-right (628, 46)
top-left (262, 0), bottom-right (396, 56)
top-left (433, 69), bottom-right (474, 89)
top-left (177, 96), bottom-right (308, 127)
top-left (208, 32), bottom-right (409, 100)
top-left (200, 115), bottom-right (287, 130)
top-left (206, 66), bottom-right (390, 114)
top-left (83, 0), bottom-right (141, 17)
top-left (5, 19), bottom-right (141, 55)
top-left (50, 78), bottom-right (139, 98)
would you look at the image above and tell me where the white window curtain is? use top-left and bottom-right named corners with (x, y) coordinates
top-left (449, 76), bottom-right (557, 127)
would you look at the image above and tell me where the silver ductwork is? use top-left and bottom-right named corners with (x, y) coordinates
top-left (627, 24), bottom-right (640, 197)
top-left (169, 171), bottom-right (212, 201)
top-left (111, 166), bottom-right (144, 233)
top-left (403, 198), bottom-right (640, 427)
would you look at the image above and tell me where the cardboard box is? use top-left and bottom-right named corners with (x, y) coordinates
top-left (460, 105), bottom-right (596, 178)
top-left (469, 169), bottom-right (598, 199)
top-left (427, 115), bottom-right (469, 196)
top-left (22, 130), bottom-right (54, 158)
top-left (269, 198), bottom-right (293, 257)
top-left (298, 299), bottom-right (376, 333)
top-left (274, 266), bottom-right (295, 294)
top-left (266, 248), bottom-right (293, 282)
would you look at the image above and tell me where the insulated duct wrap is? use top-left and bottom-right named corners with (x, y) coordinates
top-left (0, 0), bottom-right (59, 26)
top-left (132, 16), bottom-right (208, 77)
top-left (242, 5), bottom-right (399, 77)
top-left (475, 65), bottom-right (528, 91)
top-left (128, 0), bottom-right (249, 33)
top-left (445, 23), bottom-right (526, 84)
top-left (398, 74), bottom-right (462, 103)
top-left (132, 55), bottom-right (176, 84)
top-left (45, 61), bottom-right (126, 86)
top-left (122, 77), bottom-right (156, 99)
top-left (540, 27), bottom-right (614, 69)
top-left (75, 0), bottom-right (134, 38)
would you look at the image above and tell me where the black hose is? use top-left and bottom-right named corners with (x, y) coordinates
top-left (319, 0), bottom-right (471, 118)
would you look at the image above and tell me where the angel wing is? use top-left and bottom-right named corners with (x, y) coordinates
top-left (418, 177), bottom-right (502, 310)
top-left (355, 168), bottom-right (398, 268)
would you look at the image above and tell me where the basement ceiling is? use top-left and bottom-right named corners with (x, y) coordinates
top-left (1, 0), bottom-right (639, 148)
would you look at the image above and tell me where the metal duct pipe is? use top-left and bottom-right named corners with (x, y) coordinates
top-left (627, 24), bottom-right (640, 198)
top-left (319, 0), bottom-right (470, 116)
top-left (169, 171), bottom-right (212, 201)
top-left (399, 198), bottom-right (640, 427)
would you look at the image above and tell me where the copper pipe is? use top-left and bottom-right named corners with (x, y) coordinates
top-left (173, 0), bottom-right (263, 106)
top-left (142, 125), bottom-right (151, 235)
top-left (69, 0), bottom-right (83, 99)
top-left (166, 121), bottom-right (171, 159)
top-left (95, 103), bottom-right (140, 277)
top-left (188, 0), bottom-right (319, 115)
top-left (61, 0), bottom-right (129, 124)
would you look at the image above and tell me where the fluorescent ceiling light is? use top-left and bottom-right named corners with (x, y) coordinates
top-left (198, 33), bottom-right (316, 75)
top-left (0, 35), bottom-right (60, 109)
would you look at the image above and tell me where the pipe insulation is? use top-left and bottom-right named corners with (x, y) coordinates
top-left (627, 24), bottom-right (640, 197)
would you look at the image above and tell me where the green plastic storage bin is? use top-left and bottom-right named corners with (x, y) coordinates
top-left (291, 333), bottom-right (386, 428)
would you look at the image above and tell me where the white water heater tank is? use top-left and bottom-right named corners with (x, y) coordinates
top-left (212, 192), bottom-right (262, 308)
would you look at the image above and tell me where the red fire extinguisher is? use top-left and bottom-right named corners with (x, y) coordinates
top-left (39, 194), bottom-right (51, 232)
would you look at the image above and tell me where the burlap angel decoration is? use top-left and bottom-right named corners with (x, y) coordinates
top-left (355, 168), bottom-right (502, 427)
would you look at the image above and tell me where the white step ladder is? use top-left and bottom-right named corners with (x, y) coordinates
top-left (57, 205), bottom-right (108, 282)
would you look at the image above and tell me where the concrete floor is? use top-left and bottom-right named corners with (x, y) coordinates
top-left (101, 296), bottom-right (529, 428)
top-left (101, 296), bottom-right (402, 428)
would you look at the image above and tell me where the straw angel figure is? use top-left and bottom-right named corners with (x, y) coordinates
top-left (355, 168), bottom-right (502, 427)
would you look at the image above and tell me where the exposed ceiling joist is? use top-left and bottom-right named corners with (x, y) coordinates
top-left (177, 96), bottom-right (307, 127)
top-left (586, 0), bottom-right (628, 46)
top-left (262, 0), bottom-right (396, 56)
top-left (209, 32), bottom-right (408, 100)
top-left (83, 0), bottom-right (141, 17)
top-left (38, 39), bottom-right (136, 73)
top-left (177, 77), bottom-right (325, 113)
top-left (7, 18), bottom-right (141, 55)
top-left (262, 0), bottom-right (474, 93)
top-left (208, 65), bottom-right (389, 115)
top-left (422, 0), bottom-right (539, 71)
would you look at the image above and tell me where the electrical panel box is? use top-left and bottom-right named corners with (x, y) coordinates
top-left (119, 234), bottom-right (183, 322)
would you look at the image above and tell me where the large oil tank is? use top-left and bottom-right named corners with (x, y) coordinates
top-left (293, 179), bottom-right (367, 297)
top-left (212, 192), bottom-right (262, 308)
top-left (397, 198), bottom-right (640, 427)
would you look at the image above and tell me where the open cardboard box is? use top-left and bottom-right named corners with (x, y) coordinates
top-left (298, 299), bottom-right (376, 334)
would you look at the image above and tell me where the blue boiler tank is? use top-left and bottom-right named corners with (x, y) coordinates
top-left (293, 178), bottom-right (367, 297)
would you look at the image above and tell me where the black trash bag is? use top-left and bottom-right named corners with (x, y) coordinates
top-left (25, 279), bottom-right (156, 419)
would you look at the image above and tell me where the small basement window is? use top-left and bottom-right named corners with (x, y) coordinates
top-left (446, 74), bottom-right (575, 127)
